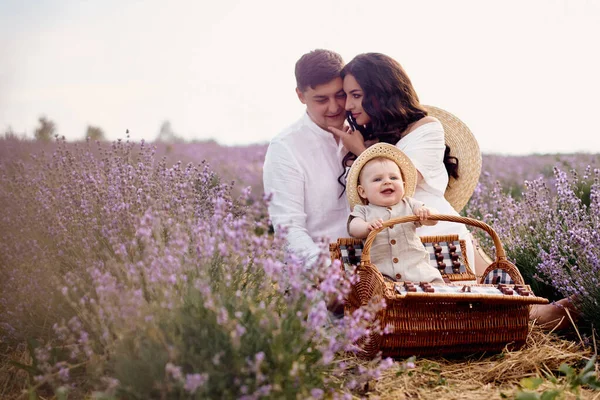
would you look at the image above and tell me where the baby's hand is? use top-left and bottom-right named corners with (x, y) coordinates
top-left (367, 218), bottom-right (385, 231)
top-left (415, 206), bottom-right (432, 221)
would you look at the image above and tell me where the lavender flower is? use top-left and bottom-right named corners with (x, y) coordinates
top-left (0, 136), bottom-right (392, 397)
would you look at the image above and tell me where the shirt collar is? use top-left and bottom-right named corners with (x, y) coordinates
top-left (368, 199), bottom-right (409, 210)
top-left (302, 111), bottom-right (336, 140)
top-left (302, 111), bottom-right (347, 155)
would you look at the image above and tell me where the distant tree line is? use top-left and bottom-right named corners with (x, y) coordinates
top-left (155, 120), bottom-right (185, 143)
top-left (4, 116), bottom-right (107, 142)
top-left (3, 116), bottom-right (188, 143)
top-left (0, 116), bottom-right (195, 143)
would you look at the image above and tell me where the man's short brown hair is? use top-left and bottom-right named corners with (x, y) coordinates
top-left (295, 49), bottom-right (344, 92)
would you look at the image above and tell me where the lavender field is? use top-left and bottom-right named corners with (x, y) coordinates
top-left (0, 136), bottom-right (599, 399)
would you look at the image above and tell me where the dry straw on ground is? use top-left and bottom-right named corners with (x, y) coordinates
top-left (1, 324), bottom-right (598, 399)
top-left (334, 324), bottom-right (599, 400)
top-left (0, 343), bottom-right (30, 399)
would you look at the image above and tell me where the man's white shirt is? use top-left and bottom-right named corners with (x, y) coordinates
top-left (263, 112), bottom-right (350, 264)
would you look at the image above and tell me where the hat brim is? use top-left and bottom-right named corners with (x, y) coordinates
top-left (425, 105), bottom-right (482, 212)
top-left (346, 143), bottom-right (418, 211)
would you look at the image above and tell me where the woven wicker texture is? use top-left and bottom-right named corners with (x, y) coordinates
top-left (483, 268), bottom-right (516, 285)
top-left (424, 105), bottom-right (482, 213)
top-left (379, 300), bottom-right (530, 357)
top-left (341, 214), bottom-right (548, 359)
top-left (420, 234), bottom-right (475, 281)
top-left (346, 143), bottom-right (418, 211)
top-left (330, 235), bottom-right (476, 282)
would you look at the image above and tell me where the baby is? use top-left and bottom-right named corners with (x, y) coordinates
top-left (346, 143), bottom-right (444, 283)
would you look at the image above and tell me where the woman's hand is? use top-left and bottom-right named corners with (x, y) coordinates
top-left (328, 126), bottom-right (368, 156)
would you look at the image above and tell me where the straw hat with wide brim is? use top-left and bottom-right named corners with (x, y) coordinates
top-left (424, 105), bottom-right (482, 213)
top-left (347, 143), bottom-right (418, 210)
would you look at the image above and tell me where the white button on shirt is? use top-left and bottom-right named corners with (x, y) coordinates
top-left (263, 112), bottom-right (350, 264)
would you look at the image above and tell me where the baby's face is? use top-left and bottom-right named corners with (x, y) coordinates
top-left (357, 158), bottom-right (405, 207)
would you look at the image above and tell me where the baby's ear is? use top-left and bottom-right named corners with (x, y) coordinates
top-left (357, 185), bottom-right (367, 200)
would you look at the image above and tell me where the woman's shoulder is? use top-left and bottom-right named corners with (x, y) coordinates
top-left (410, 116), bottom-right (441, 131)
top-left (402, 116), bottom-right (443, 138)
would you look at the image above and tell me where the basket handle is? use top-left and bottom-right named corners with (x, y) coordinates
top-left (360, 214), bottom-right (524, 285)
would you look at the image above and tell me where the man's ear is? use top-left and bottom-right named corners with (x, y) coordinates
top-left (296, 88), bottom-right (306, 105)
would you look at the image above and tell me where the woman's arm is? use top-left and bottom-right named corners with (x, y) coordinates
top-left (397, 120), bottom-right (448, 195)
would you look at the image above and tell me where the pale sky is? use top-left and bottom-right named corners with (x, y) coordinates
top-left (1, 0), bottom-right (599, 155)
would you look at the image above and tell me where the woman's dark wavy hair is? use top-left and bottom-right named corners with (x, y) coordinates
top-left (337, 53), bottom-right (458, 193)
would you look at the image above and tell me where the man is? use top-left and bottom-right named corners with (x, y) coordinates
top-left (263, 49), bottom-right (349, 265)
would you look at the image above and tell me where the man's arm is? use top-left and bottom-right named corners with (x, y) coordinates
top-left (263, 141), bottom-right (322, 264)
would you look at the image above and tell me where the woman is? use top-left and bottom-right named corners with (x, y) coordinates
top-left (329, 52), bottom-right (576, 329)
top-left (329, 52), bottom-right (476, 268)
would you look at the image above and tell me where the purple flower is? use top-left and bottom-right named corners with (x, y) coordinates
top-left (184, 373), bottom-right (208, 394)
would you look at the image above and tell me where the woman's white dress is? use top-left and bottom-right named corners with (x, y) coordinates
top-left (396, 120), bottom-right (475, 266)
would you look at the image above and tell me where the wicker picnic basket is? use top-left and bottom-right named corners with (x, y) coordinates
top-left (331, 214), bottom-right (548, 359)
